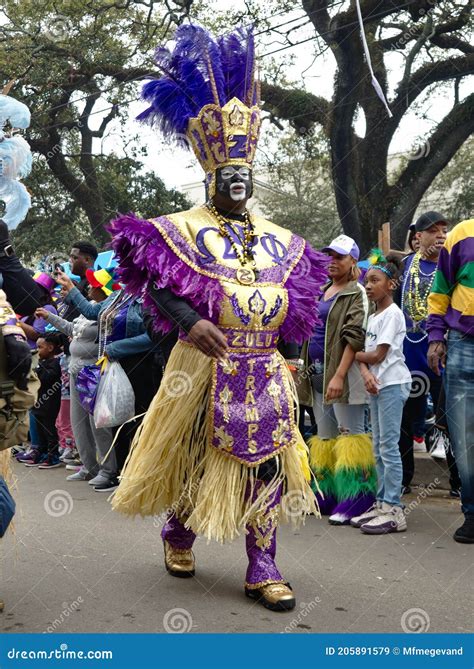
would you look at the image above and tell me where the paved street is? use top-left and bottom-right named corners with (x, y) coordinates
top-left (0, 459), bottom-right (472, 635)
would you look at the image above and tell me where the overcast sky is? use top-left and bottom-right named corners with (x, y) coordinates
top-left (97, 0), bottom-right (472, 190)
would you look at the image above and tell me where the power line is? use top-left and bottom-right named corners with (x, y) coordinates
top-left (259, 0), bottom-right (419, 58)
top-left (29, 1), bottom-right (350, 120)
top-left (254, 0), bottom-right (347, 37)
top-left (29, 0), bottom-right (440, 135)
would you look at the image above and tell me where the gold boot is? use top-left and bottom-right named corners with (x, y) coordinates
top-left (245, 582), bottom-right (296, 611)
top-left (163, 540), bottom-right (195, 578)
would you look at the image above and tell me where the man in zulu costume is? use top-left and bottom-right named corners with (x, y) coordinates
top-left (109, 25), bottom-right (327, 611)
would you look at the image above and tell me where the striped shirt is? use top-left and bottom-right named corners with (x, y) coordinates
top-left (427, 219), bottom-right (474, 341)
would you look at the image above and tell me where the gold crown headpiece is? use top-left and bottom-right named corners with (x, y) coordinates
top-left (138, 25), bottom-right (261, 196)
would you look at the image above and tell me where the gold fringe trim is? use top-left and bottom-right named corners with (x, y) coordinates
top-left (0, 448), bottom-right (12, 481)
top-left (0, 448), bottom-right (15, 537)
top-left (281, 443), bottom-right (321, 521)
top-left (112, 340), bottom-right (212, 518)
top-left (112, 339), bottom-right (320, 543)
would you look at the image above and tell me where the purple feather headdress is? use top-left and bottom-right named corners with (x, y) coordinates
top-left (138, 24), bottom-right (257, 137)
top-left (137, 24), bottom-right (261, 190)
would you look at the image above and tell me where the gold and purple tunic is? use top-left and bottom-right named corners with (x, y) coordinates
top-left (109, 206), bottom-right (327, 542)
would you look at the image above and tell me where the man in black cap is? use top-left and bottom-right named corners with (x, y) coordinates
top-left (397, 211), bottom-right (451, 494)
top-left (58, 241), bottom-right (99, 322)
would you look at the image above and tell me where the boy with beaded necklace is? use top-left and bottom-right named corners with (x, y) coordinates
top-left (397, 212), bottom-right (448, 493)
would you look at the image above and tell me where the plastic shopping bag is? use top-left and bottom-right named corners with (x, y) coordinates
top-left (93, 361), bottom-right (135, 429)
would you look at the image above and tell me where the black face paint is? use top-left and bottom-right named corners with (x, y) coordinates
top-left (215, 165), bottom-right (253, 202)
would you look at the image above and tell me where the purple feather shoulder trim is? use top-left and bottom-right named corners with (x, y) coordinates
top-left (280, 241), bottom-right (328, 344)
top-left (108, 213), bottom-right (224, 333)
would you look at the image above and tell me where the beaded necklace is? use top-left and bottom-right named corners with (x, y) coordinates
top-left (206, 202), bottom-right (258, 284)
top-left (401, 252), bottom-right (436, 343)
top-left (97, 290), bottom-right (133, 358)
top-left (71, 314), bottom-right (95, 340)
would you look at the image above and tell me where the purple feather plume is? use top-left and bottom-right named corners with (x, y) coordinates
top-left (137, 23), bottom-right (257, 143)
top-left (280, 242), bottom-right (329, 345)
top-left (107, 213), bottom-right (224, 333)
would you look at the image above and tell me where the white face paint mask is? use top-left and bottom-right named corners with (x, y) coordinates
top-left (229, 182), bottom-right (247, 201)
top-left (216, 165), bottom-right (252, 203)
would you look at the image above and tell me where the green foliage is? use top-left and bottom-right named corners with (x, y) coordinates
top-left (0, 0), bottom-right (192, 247)
top-left (257, 127), bottom-right (341, 247)
top-left (417, 138), bottom-right (474, 225)
top-left (12, 154), bottom-right (191, 264)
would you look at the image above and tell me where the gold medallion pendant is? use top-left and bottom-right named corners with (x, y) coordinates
top-left (236, 267), bottom-right (256, 285)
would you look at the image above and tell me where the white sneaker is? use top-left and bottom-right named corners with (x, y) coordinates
top-left (59, 447), bottom-right (75, 462)
top-left (66, 467), bottom-right (91, 482)
top-left (413, 437), bottom-right (426, 453)
top-left (328, 512), bottom-right (351, 525)
top-left (360, 503), bottom-right (407, 534)
top-left (350, 502), bottom-right (383, 528)
top-left (429, 432), bottom-right (447, 460)
top-left (88, 473), bottom-right (110, 486)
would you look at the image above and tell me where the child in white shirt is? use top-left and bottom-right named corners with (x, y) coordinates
top-left (352, 252), bottom-right (412, 534)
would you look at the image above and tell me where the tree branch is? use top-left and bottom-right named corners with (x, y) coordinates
top-left (390, 53), bottom-right (474, 126)
top-left (430, 33), bottom-right (474, 54)
top-left (331, 0), bottom-right (423, 39)
top-left (389, 92), bottom-right (474, 243)
top-left (260, 81), bottom-right (331, 133)
top-left (399, 14), bottom-right (435, 91)
top-left (302, 0), bottom-right (332, 46)
top-left (90, 104), bottom-right (120, 138)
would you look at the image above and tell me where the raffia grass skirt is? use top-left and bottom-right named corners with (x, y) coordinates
top-left (112, 340), bottom-right (318, 543)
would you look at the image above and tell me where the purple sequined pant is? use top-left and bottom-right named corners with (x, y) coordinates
top-left (161, 514), bottom-right (196, 549)
top-left (244, 482), bottom-right (284, 588)
top-left (161, 482), bottom-right (285, 587)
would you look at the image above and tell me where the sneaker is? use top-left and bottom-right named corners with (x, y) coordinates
top-left (429, 432), bottom-right (447, 461)
top-left (66, 467), bottom-right (92, 481)
top-left (88, 473), bottom-right (110, 487)
top-left (59, 447), bottom-right (75, 463)
top-left (413, 436), bottom-right (426, 453)
top-left (425, 413), bottom-right (436, 427)
top-left (401, 485), bottom-right (412, 496)
top-left (38, 456), bottom-right (63, 469)
top-left (23, 451), bottom-right (48, 467)
top-left (449, 488), bottom-right (461, 499)
top-left (16, 448), bottom-right (36, 462)
top-left (62, 457), bottom-right (82, 466)
top-left (94, 477), bottom-right (119, 493)
top-left (61, 449), bottom-right (81, 465)
top-left (328, 513), bottom-right (351, 525)
top-left (360, 503), bottom-right (407, 534)
top-left (453, 516), bottom-right (474, 544)
top-left (350, 502), bottom-right (383, 528)
top-left (65, 463), bottom-right (82, 471)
